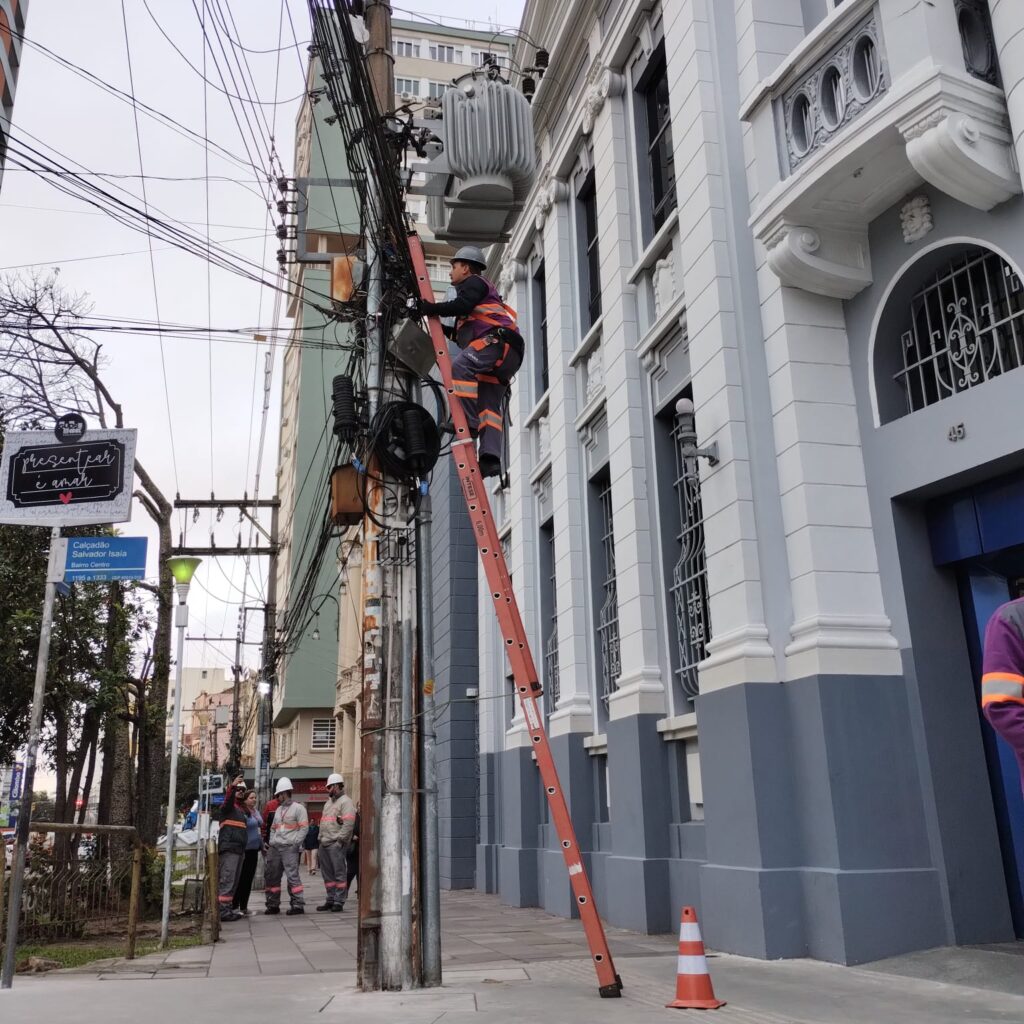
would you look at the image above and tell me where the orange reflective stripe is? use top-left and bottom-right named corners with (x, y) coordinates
top-left (221, 819), bottom-right (247, 828)
top-left (272, 822), bottom-right (305, 830)
top-left (341, 814), bottom-right (356, 821)
top-left (494, 343), bottom-right (510, 368)
top-left (469, 338), bottom-right (490, 351)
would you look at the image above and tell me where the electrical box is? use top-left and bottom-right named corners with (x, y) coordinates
top-left (331, 465), bottom-right (365, 526)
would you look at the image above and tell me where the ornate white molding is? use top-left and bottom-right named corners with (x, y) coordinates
top-left (764, 222), bottom-right (872, 300)
top-left (497, 259), bottom-right (527, 298)
top-left (901, 108), bottom-right (1021, 212)
top-left (653, 252), bottom-right (678, 318)
top-left (533, 177), bottom-right (570, 232)
top-left (584, 345), bottom-right (604, 403)
top-left (581, 68), bottom-right (626, 135)
top-left (900, 194), bottom-right (933, 244)
top-left (784, 614), bottom-right (903, 679)
top-left (607, 666), bottom-right (666, 720)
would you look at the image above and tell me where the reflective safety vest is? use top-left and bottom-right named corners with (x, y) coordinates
top-left (455, 276), bottom-right (518, 347)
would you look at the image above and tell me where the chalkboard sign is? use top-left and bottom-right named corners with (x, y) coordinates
top-left (0, 429), bottom-right (137, 526)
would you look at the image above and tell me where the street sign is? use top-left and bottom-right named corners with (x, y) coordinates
top-left (0, 427), bottom-right (137, 526)
top-left (64, 536), bottom-right (148, 583)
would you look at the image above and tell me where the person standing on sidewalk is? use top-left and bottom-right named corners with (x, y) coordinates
top-left (264, 777), bottom-right (308, 916)
top-left (231, 789), bottom-right (263, 917)
top-left (982, 596), bottom-right (1024, 792)
top-left (343, 804), bottom-right (360, 910)
top-left (316, 774), bottom-right (356, 912)
top-left (303, 818), bottom-right (320, 874)
top-left (216, 776), bottom-right (247, 922)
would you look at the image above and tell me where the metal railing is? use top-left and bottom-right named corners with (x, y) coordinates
top-left (1, 823), bottom-right (143, 960)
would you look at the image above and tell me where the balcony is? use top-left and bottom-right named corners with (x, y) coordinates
top-left (742, 0), bottom-right (1021, 300)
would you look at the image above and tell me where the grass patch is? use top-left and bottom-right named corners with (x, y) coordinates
top-left (14, 933), bottom-right (206, 971)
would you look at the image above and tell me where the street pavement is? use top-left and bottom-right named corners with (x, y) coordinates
top-left (3, 866), bottom-right (1023, 1023)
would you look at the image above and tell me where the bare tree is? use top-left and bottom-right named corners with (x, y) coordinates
top-left (0, 271), bottom-right (173, 845)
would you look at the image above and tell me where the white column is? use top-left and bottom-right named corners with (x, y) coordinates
top-left (664, 0), bottom-right (777, 690)
top-left (989, 1), bottom-right (1024, 191)
top-left (737, 0), bottom-right (901, 679)
top-left (499, 264), bottom-right (537, 749)
top-left (587, 79), bottom-right (667, 719)
top-left (543, 188), bottom-right (594, 737)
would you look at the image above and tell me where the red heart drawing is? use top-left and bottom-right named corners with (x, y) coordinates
top-left (59, 492), bottom-right (73, 504)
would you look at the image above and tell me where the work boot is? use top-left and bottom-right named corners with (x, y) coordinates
top-left (286, 907), bottom-right (304, 916)
top-left (331, 903), bottom-right (344, 912)
top-left (316, 902), bottom-right (333, 912)
top-left (264, 906), bottom-right (280, 915)
top-left (479, 454), bottom-right (501, 478)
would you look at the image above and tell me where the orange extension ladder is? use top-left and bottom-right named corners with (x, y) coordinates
top-left (409, 233), bottom-right (623, 998)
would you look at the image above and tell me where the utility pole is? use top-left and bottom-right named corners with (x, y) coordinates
top-left (171, 496), bottom-right (280, 801)
top-left (258, 502), bottom-right (279, 803)
top-left (2, 528), bottom-right (61, 990)
top-left (358, 0), bottom-right (398, 993)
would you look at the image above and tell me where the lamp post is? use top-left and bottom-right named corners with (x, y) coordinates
top-left (160, 556), bottom-right (202, 948)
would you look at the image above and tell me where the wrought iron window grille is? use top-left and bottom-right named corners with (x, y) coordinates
top-left (595, 477), bottom-right (620, 710)
top-left (894, 248), bottom-right (1024, 415)
top-left (670, 407), bottom-right (712, 702)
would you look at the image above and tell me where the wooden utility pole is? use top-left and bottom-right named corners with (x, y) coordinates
top-left (357, 0), bottom-right (396, 994)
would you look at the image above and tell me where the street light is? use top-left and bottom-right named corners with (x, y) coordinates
top-left (160, 555), bottom-right (201, 948)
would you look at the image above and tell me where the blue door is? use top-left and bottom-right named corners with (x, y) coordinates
top-left (958, 565), bottom-right (1024, 937)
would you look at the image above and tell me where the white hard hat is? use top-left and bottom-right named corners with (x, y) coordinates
top-left (274, 777), bottom-right (293, 796)
top-left (326, 773), bottom-right (344, 787)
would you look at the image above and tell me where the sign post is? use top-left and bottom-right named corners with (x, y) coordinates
top-left (0, 422), bottom-right (137, 990)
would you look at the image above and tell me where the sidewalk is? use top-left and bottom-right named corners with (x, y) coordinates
top-left (3, 865), bottom-right (1023, 1024)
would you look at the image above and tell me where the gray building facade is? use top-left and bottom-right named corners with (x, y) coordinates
top-left (0, 0), bottom-right (28, 194)
top-left (474, 0), bottom-right (1024, 966)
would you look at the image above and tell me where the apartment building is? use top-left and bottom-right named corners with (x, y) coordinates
top-left (478, 0), bottom-right (1024, 964)
top-left (0, 0), bottom-right (28, 194)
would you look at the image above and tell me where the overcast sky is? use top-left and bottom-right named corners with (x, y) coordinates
top-left (0, 0), bottom-right (524, 688)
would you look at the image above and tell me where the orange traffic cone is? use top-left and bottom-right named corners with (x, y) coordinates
top-left (667, 906), bottom-right (725, 1010)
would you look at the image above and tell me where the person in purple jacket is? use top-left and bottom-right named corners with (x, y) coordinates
top-left (981, 596), bottom-right (1024, 792)
top-left (416, 246), bottom-right (524, 480)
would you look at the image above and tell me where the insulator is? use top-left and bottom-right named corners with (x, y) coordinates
top-left (276, 200), bottom-right (288, 216)
top-left (536, 49), bottom-right (550, 70)
top-left (332, 375), bottom-right (358, 441)
top-left (276, 224), bottom-right (288, 240)
top-left (522, 76), bottom-right (536, 101)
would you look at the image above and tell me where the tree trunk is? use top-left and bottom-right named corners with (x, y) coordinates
top-left (136, 515), bottom-right (172, 845)
top-left (77, 727), bottom-right (98, 826)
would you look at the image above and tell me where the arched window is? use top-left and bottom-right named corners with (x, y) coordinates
top-left (877, 246), bottom-right (1024, 423)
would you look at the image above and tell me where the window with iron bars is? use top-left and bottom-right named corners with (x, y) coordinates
top-left (894, 248), bottom-right (1024, 417)
top-left (638, 43), bottom-right (676, 234)
top-left (532, 260), bottom-right (549, 397)
top-left (576, 169), bottom-right (601, 331)
top-left (540, 519), bottom-right (559, 712)
top-left (669, 406), bottom-right (711, 702)
top-left (311, 717), bottom-right (336, 750)
top-left (592, 472), bottom-right (620, 709)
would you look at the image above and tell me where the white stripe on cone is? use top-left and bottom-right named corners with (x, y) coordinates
top-left (677, 954), bottom-right (710, 975)
top-left (679, 922), bottom-right (703, 942)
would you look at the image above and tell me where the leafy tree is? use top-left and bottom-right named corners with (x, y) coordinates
top-left (0, 274), bottom-right (173, 845)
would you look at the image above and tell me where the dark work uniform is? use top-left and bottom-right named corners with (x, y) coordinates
top-left (421, 275), bottom-right (523, 464)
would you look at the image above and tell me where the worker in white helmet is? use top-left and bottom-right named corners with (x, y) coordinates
top-left (316, 773), bottom-right (357, 912)
top-left (264, 777), bottom-right (308, 915)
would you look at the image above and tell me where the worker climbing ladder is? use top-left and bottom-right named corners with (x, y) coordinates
top-left (409, 233), bottom-right (623, 999)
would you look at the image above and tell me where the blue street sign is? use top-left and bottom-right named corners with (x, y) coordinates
top-left (64, 536), bottom-right (148, 583)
